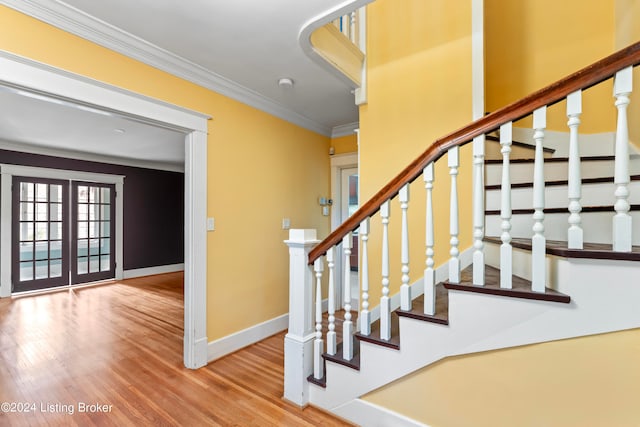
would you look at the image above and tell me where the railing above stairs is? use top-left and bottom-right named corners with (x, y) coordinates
top-left (284, 41), bottom-right (640, 406)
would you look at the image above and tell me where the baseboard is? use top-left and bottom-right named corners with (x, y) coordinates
top-left (123, 263), bottom-right (184, 279)
top-left (333, 399), bottom-right (429, 427)
top-left (207, 313), bottom-right (289, 362)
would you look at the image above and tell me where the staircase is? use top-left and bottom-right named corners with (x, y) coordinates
top-left (284, 42), bottom-right (640, 425)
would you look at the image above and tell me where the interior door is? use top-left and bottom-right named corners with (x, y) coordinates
top-left (71, 182), bottom-right (116, 284)
top-left (12, 177), bottom-right (69, 292)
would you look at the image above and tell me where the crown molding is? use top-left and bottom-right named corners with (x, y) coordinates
top-left (331, 121), bottom-right (359, 138)
top-left (2, 0), bottom-right (333, 136)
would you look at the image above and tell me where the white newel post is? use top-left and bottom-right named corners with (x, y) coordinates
top-left (532, 107), bottom-right (547, 292)
top-left (326, 247), bottom-right (337, 355)
top-left (500, 122), bottom-right (513, 289)
top-left (567, 90), bottom-right (583, 249)
top-left (284, 229), bottom-right (320, 406)
top-left (473, 135), bottom-right (486, 286)
top-left (613, 66), bottom-right (633, 252)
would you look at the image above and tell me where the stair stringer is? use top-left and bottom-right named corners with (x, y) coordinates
top-left (309, 258), bottom-right (640, 411)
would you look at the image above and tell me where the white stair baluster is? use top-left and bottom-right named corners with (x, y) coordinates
top-left (342, 233), bottom-right (354, 360)
top-left (326, 247), bottom-right (337, 355)
top-left (400, 184), bottom-right (411, 310)
top-left (349, 11), bottom-right (357, 43)
top-left (313, 258), bottom-right (324, 380)
top-left (567, 90), bottom-right (583, 249)
top-left (500, 122), bottom-right (513, 289)
top-left (448, 146), bottom-right (460, 283)
top-left (473, 135), bottom-right (485, 286)
top-left (360, 218), bottom-right (371, 335)
top-left (380, 201), bottom-right (391, 341)
top-left (613, 66), bottom-right (633, 252)
top-left (423, 163), bottom-right (436, 315)
top-left (532, 107), bottom-right (547, 293)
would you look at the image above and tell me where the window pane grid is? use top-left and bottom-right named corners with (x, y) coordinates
top-left (77, 184), bottom-right (112, 275)
top-left (17, 182), bottom-right (64, 283)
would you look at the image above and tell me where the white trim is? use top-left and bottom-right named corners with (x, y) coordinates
top-left (333, 399), bottom-right (429, 427)
top-left (331, 121), bottom-right (359, 138)
top-left (0, 163), bottom-right (125, 296)
top-left (0, 138), bottom-right (184, 173)
top-left (0, 1), bottom-right (333, 136)
top-left (0, 51), bottom-right (209, 369)
top-left (123, 263), bottom-right (184, 279)
top-left (207, 313), bottom-right (289, 362)
top-left (472, 0), bottom-right (485, 121)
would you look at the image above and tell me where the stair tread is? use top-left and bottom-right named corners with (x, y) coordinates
top-left (444, 265), bottom-right (571, 303)
top-left (485, 155), bottom-right (619, 165)
top-left (485, 204), bottom-right (640, 215)
top-left (323, 340), bottom-right (360, 371)
top-left (485, 174), bottom-right (640, 191)
top-left (396, 283), bottom-right (449, 325)
top-left (355, 312), bottom-right (401, 350)
top-left (485, 236), bottom-right (640, 261)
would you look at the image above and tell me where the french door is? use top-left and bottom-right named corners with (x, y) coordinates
top-left (12, 177), bottom-right (116, 293)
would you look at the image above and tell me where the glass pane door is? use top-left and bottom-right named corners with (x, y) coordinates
top-left (12, 177), bottom-right (69, 292)
top-left (71, 182), bottom-right (115, 284)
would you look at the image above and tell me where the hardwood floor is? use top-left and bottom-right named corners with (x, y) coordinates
top-left (0, 273), bottom-right (352, 426)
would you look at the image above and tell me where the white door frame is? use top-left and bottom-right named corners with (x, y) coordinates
top-left (0, 50), bottom-right (210, 369)
top-left (330, 151), bottom-right (358, 307)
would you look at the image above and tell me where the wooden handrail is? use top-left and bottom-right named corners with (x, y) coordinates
top-left (309, 41), bottom-right (640, 264)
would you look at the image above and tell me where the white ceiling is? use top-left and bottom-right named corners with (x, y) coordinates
top-left (0, 0), bottom-right (362, 169)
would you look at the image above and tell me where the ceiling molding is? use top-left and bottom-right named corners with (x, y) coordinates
top-left (331, 121), bottom-right (359, 138)
top-left (0, 138), bottom-right (185, 173)
top-left (2, 0), bottom-right (333, 136)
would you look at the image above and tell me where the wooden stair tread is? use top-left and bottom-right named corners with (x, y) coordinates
top-left (485, 155), bottom-right (618, 165)
top-left (485, 174), bottom-right (640, 191)
top-left (444, 265), bottom-right (571, 303)
top-left (355, 312), bottom-right (401, 350)
top-left (485, 204), bottom-right (640, 215)
top-left (323, 341), bottom-right (360, 371)
top-left (484, 236), bottom-right (640, 261)
top-left (396, 283), bottom-right (449, 325)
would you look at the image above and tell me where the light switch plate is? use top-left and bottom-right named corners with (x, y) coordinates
top-left (282, 218), bottom-right (291, 230)
top-left (207, 217), bottom-right (215, 231)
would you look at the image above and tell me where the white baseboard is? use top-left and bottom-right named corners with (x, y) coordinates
top-left (123, 263), bottom-right (184, 279)
top-left (207, 313), bottom-right (289, 362)
top-left (333, 399), bottom-right (429, 427)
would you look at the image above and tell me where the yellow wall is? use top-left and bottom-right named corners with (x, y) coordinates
top-left (359, 0), bottom-right (474, 305)
top-left (362, 3), bottom-right (640, 424)
top-left (486, 0), bottom-right (616, 134)
top-left (0, 6), bottom-right (331, 341)
top-left (365, 328), bottom-right (640, 426)
top-left (331, 134), bottom-right (358, 155)
top-left (616, 0), bottom-right (640, 147)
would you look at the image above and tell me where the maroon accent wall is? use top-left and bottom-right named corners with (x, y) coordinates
top-left (0, 149), bottom-right (184, 270)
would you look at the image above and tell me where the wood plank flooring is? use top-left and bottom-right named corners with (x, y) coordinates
top-left (0, 273), bottom-right (352, 426)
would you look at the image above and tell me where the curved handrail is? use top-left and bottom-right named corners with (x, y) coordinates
top-left (298, 0), bottom-right (374, 89)
top-left (309, 41), bottom-right (640, 264)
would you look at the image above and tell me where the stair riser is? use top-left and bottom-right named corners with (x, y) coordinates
top-left (485, 210), bottom-right (640, 245)
top-left (485, 157), bottom-right (640, 186)
top-left (485, 180), bottom-right (640, 211)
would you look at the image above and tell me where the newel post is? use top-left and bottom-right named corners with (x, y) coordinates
top-left (284, 229), bottom-right (320, 406)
